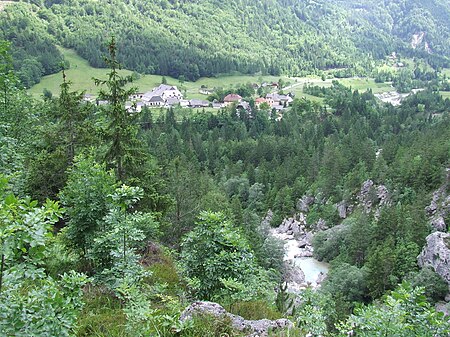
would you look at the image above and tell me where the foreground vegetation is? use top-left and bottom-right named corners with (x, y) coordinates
top-left (1, 36), bottom-right (450, 336)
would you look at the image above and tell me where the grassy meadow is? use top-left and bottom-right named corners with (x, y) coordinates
top-left (339, 78), bottom-right (393, 93)
top-left (440, 91), bottom-right (450, 99)
top-left (29, 47), bottom-right (291, 100)
top-left (442, 68), bottom-right (450, 78)
top-left (30, 47), bottom-right (395, 103)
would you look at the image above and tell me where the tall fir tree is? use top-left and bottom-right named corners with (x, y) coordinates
top-left (94, 36), bottom-right (140, 181)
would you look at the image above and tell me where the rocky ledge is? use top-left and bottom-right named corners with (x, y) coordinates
top-left (425, 169), bottom-right (450, 232)
top-left (180, 301), bottom-right (293, 337)
top-left (418, 231), bottom-right (450, 285)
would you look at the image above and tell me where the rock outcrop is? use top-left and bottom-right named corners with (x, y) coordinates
top-left (296, 195), bottom-right (315, 213)
top-left (284, 261), bottom-right (305, 286)
top-left (278, 217), bottom-right (302, 237)
top-left (425, 169), bottom-right (450, 232)
top-left (337, 201), bottom-right (348, 219)
top-left (357, 179), bottom-right (391, 215)
top-left (180, 301), bottom-right (293, 337)
top-left (418, 232), bottom-right (450, 285)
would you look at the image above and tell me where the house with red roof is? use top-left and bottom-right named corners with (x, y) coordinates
top-left (255, 97), bottom-right (269, 108)
top-left (223, 93), bottom-right (242, 106)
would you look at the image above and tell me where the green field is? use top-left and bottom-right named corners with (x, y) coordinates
top-left (29, 47), bottom-right (169, 98)
top-left (30, 47), bottom-right (394, 103)
top-left (29, 47), bottom-right (291, 100)
top-left (339, 78), bottom-right (393, 93)
top-left (440, 91), bottom-right (450, 99)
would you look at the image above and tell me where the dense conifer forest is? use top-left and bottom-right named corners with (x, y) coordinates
top-left (1, 0), bottom-right (450, 336)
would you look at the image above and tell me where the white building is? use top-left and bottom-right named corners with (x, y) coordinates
top-left (142, 84), bottom-right (183, 107)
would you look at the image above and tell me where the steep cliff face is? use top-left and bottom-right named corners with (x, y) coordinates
top-left (418, 168), bottom-right (450, 286)
top-left (418, 232), bottom-right (450, 284)
top-left (425, 169), bottom-right (450, 232)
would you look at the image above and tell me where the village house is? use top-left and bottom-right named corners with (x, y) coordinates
top-left (255, 97), bottom-right (269, 108)
top-left (212, 101), bottom-right (225, 109)
top-left (142, 84), bottom-right (183, 107)
top-left (223, 93), bottom-right (242, 106)
top-left (146, 95), bottom-right (165, 107)
top-left (125, 101), bottom-right (145, 113)
top-left (129, 93), bottom-right (144, 100)
top-left (166, 97), bottom-right (181, 107)
top-left (189, 99), bottom-right (210, 108)
top-left (266, 93), bottom-right (293, 108)
top-left (83, 93), bottom-right (95, 103)
top-left (180, 99), bottom-right (190, 108)
top-left (236, 101), bottom-right (251, 111)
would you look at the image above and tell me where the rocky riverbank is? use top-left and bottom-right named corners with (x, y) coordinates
top-left (271, 214), bottom-right (329, 291)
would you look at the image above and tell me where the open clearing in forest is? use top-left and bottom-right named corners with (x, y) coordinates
top-left (0, 1), bottom-right (14, 11)
top-left (442, 68), bottom-right (450, 78)
top-left (29, 47), bottom-right (395, 102)
top-left (29, 47), bottom-right (291, 99)
top-left (441, 91), bottom-right (450, 99)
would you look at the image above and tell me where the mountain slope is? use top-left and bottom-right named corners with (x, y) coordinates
top-left (1, 0), bottom-right (450, 85)
top-left (332, 0), bottom-right (450, 55)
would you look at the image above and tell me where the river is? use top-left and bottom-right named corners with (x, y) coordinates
top-left (271, 229), bottom-right (329, 289)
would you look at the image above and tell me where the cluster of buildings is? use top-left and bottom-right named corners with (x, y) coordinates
top-left (85, 83), bottom-right (294, 112)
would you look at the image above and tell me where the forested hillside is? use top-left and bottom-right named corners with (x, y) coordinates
top-left (1, 0), bottom-right (450, 87)
top-left (1, 34), bottom-right (450, 335)
top-left (2, 0), bottom-right (450, 335)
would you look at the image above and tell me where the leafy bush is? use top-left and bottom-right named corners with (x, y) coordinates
top-left (0, 178), bottom-right (87, 336)
top-left (337, 283), bottom-right (450, 337)
top-left (180, 211), bottom-right (257, 300)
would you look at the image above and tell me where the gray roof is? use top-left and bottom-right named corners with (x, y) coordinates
top-left (189, 99), bottom-right (209, 107)
top-left (143, 84), bottom-right (179, 101)
top-left (149, 96), bottom-right (164, 103)
top-left (237, 101), bottom-right (251, 110)
top-left (212, 102), bottom-right (225, 108)
top-left (166, 97), bottom-right (181, 105)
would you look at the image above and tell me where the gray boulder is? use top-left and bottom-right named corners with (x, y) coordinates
top-left (284, 261), bottom-right (306, 287)
top-left (418, 232), bottom-right (450, 284)
top-left (357, 180), bottom-right (375, 213)
top-left (425, 181), bottom-right (449, 232)
top-left (297, 195), bottom-right (315, 213)
top-left (431, 216), bottom-right (447, 232)
top-left (357, 180), bottom-right (391, 215)
top-left (298, 212), bottom-right (307, 226)
top-left (337, 201), bottom-right (347, 219)
top-left (314, 218), bottom-right (328, 232)
top-left (436, 302), bottom-right (450, 316)
top-left (180, 301), bottom-right (293, 337)
top-left (278, 217), bottom-right (301, 236)
top-left (298, 232), bottom-right (313, 249)
top-left (426, 191), bottom-right (440, 216)
top-left (377, 185), bottom-right (391, 207)
top-left (316, 271), bottom-right (327, 285)
top-left (295, 244), bottom-right (314, 258)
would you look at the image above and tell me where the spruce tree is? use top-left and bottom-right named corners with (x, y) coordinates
top-left (94, 36), bottom-right (140, 181)
top-left (58, 69), bottom-right (89, 166)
